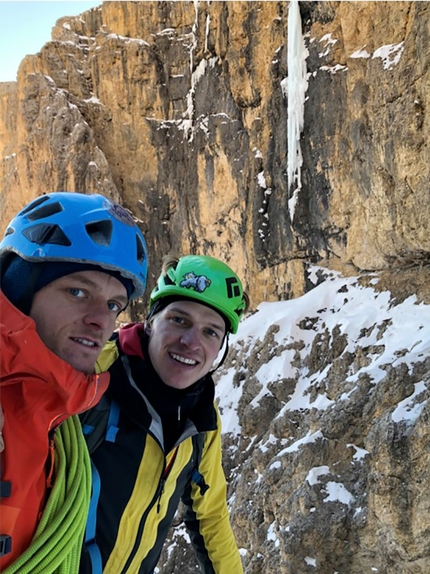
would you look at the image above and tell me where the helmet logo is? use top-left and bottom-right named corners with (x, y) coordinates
top-left (104, 200), bottom-right (135, 227)
top-left (180, 271), bottom-right (211, 293)
top-left (226, 277), bottom-right (241, 298)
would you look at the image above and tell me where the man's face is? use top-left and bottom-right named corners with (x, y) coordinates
top-left (30, 270), bottom-right (128, 374)
top-left (147, 299), bottom-right (226, 389)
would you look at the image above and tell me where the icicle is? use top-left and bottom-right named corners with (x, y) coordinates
top-left (286, 0), bottom-right (308, 221)
top-left (205, 13), bottom-right (211, 53)
top-left (190, 0), bottom-right (200, 73)
top-left (181, 2), bottom-right (215, 140)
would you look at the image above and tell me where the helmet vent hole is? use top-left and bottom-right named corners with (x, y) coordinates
top-left (136, 235), bottom-right (146, 263)
top-left (20, 195), bottom-right (50, 216)
top-left (23, 223), bottom-right (72, 246)
top-left (26, 201), bottom-right (64, 221)
top-left (85, 220), bottom-right (113, 246)
top-left (163, 273), bottom-right (175, 286)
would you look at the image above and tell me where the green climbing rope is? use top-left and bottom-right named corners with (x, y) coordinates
top-left (4, 414), bottom-right (91, 574)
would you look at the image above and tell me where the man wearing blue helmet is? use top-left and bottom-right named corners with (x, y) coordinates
top-left (0, 192), bottom-right (148, 573)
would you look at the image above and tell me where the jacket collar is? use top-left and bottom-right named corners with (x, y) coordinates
top-left (118, 322), bottom-right (145, 358)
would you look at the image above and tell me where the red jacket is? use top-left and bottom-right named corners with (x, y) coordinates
top-left (0, 291), bottom-right (109, 568)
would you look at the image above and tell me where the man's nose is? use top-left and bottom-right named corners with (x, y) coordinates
top-left (180, 328), bottom-right (202, 350)
top-left (83, 301), bottom-right (112, 330)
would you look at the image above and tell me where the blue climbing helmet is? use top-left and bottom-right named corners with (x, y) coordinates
top-left (0, 192), bottom-right (148, 299)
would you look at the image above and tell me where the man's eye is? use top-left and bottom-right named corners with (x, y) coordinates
top-left (206, 328), bottom-right (219, 338)
top-left (68, 287), bottom-right (85, 298)
top-left (108, 301), bottom-right (122, 313)
top-left (171, 316), bottom-right (186, 325)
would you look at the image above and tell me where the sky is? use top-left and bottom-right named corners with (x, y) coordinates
top-left (0, 1), bottom-right (101, 83)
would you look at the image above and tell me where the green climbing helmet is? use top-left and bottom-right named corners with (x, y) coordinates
top-left (150, 255), bottom-right (246, 334)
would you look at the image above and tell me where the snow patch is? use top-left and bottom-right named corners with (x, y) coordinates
top-left (372, 42), bottom-right (404, 70)
top-left (350, 46), bottom-right (371, 59)
top-left (323, 481), bottom-right (355, 506)
top-left (306, 465), bottom-right (330, 486)
top-left (391, 381), bottom-right (427, 424)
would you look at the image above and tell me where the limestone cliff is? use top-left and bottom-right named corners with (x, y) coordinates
top-left (1, 2), bottom-right (429, 573)
top-left (2, 1), bottom-right (428, 309)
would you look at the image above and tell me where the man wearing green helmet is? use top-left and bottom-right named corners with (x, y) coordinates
top-left (80, 254), bottom-right (249, 574)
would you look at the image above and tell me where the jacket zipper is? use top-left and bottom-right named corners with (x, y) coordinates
top-left (120, 460), bottom-right (167, 574)
top-left (156, 446), bottom-right (180, 513)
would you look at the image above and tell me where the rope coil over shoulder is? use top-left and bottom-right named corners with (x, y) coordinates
top-left (3, 415), bottom-right (91, 574)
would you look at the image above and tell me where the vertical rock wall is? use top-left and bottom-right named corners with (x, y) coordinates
top-left (2, 1), bottom-right (428, 312)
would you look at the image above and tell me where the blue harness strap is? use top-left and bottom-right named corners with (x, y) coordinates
top-left (85, 460), bottom-right (103, 573)
top-left (82, 399), bottom-right (120, 572)
top-left (105, 400), bottom-right (120, 443)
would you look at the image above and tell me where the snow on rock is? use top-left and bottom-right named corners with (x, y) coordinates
top-left (215, 266), bottom-right (430, 569)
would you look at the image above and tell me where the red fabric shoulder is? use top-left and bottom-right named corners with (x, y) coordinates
top-left (118, 323), bottom-right (145, 359)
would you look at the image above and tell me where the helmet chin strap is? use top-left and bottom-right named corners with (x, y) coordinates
top-left (209, 333), bottom-right (230, 375)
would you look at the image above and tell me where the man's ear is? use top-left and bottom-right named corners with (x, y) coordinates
top-left (144, 320), bottom-right (152, 335)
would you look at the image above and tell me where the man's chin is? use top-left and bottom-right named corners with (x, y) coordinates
top-left (62, 354), bottom-right (96, 375)
top-left (72, 363), bottom-right (95, 375)
top-left (164, 377), bottom-right (199, 390)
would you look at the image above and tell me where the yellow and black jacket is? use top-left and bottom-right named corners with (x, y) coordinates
top-left (79, 323), bottom-right (243, 574)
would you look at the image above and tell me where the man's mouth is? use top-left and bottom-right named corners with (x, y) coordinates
top-left (170, 353), bottom-right (197, 366)
top-left (72, 337), bottom-right (99, 348)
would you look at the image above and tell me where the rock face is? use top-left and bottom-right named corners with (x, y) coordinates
top-left (1, 2), bottom-right (429, 573)
top-left (218, 273), bottom-right (430, 574)
top-left (2, 1), bottom-right (429, 309)
top-left (158, 267), bottom-right (430, 574)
